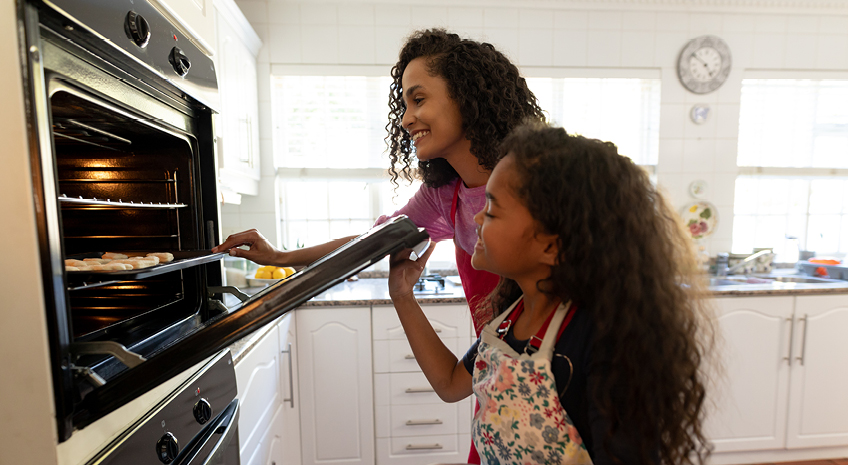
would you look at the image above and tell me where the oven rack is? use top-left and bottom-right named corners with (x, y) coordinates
top-left (59, 194), bottom-right (186, 209)
top-left (65, 250), bottom-right (227, 290)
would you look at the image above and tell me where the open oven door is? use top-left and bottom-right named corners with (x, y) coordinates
top-left (74, 215), bottom-right (428, 427)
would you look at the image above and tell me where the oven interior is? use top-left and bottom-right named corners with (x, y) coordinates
top-left (51, 84), bottom-right (214, 386)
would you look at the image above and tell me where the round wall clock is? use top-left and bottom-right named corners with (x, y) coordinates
top-left (677, 35), bottom-right (732, 94)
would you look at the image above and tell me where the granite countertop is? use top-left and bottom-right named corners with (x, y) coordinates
top-left (226, 272), bottom-right (848, 363)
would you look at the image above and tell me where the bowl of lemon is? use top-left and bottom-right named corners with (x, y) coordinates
top-left (248, 265), bottom-right (296, 287)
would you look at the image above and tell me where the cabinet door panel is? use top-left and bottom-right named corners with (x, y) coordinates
top-left (704, 297), bottom-right (793, 452)
top-left (278, 313), bottom-right (302, 465)
top-left (297, 307), bottom-right (373, 465)
top-left (235, 326), bottom-right (281, 461)
top-left (787, 295), bottom-right (848, 448)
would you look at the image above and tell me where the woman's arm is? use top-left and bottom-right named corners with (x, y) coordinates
top-left (212, 230), bottom-right (356, 267)
top-left (388, 245), bottom-right (473, 403)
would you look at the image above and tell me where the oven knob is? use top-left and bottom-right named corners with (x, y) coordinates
top-left (156, 432), bottom-right (179, 464)
top-left (169, 47), bottom-right (191, 77)
top-left (124, 11), bottom-right (150, 48)
top-left (193, 398), bottom-right (213, 424)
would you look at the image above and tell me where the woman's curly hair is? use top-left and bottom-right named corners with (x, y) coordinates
top-left (386, 29), bottom-right (545, 188)
top-left (488, 122), bottom-right (716, 465)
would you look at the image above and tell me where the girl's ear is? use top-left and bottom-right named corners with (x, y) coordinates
top-left (538, 233), bottom-right (559, 266)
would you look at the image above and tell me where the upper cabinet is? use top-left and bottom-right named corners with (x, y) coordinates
top-left (146, 0), bottom-right (217, 56)
top-left (213, 0), bottom-right (262, 198)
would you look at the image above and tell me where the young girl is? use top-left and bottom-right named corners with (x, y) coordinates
top-left (388, 122), bottom-right (714, 465)
top-left (213, 29), bottom-right (545, 335)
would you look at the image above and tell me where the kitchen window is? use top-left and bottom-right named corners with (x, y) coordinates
top-left (733, 78), bottom-right (848, 261)
top-left (272, 69), bottom-right (662, 268)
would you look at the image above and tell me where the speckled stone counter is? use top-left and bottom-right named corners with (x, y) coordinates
top-left (226, 274), bottom-right (848, 363)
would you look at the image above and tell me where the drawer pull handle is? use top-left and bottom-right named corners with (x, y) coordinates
top-left (404, 354), bottom-right (416, 360)
top-left (405, 443), bottom-right (443, 451)
top-left (404, 328), bottom-right (441, 334)
top-left (405, 387), bottom-right (435, 394)
top-left (406, 419), bottom-right (443, 426)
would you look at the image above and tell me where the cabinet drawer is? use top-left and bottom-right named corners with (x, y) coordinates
top-left (373, 305), bottom-right (470, 340)
top-left (373, 338), bottom-right (462, 373)
top-left (375, 372), bottom-right (448, 406)
top-left (375, 402), bottom-right (468, 438)
top-left (376, 433), bottom-right (471, 464)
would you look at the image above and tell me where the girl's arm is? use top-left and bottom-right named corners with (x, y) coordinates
top-left (388, 245), bottom-right (473, 403)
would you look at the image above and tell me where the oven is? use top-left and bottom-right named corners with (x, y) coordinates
top-left (17, 0), bottom-right (429, 460)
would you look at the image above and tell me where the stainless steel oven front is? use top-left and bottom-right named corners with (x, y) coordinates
top-left (20, 0), bottom-right (430, 462)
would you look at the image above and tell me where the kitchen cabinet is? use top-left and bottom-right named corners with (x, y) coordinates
top-left (786, 295), bottom-right (848, 448)
top-left (213, 0), bottom-right (262, 198)
top-left (704, 296), bottom-right (794, 452)
top-left (706, 294), bottom-right (848, 456)
top-left (297, 307), bottom-right (375, 465)
top-left (147, 0), bottom-right (216, 56)
top-left (277, 312), bottom-right (302, 465)
top-left (235, 313), bottom-right (298, 465)
top-left (235, 323), bottom-right (281, 465)
top-left (372, 304), bottom-right (473, 465)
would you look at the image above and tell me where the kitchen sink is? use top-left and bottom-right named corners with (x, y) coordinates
top-left (762, 276), bottom-right (838, 284)
top-left (708, 277), bottom-right (773, 286)
top-left (706, 274), bottom-right (844, 287)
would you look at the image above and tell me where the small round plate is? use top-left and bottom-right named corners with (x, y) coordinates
top-left (681, 201), bottom-right (718, 239)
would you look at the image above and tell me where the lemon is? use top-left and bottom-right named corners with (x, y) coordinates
top-left (255, 269), bottom-right (271, 279)
top-left (272, 268), bottom-right (284, 279)
top-left (282, 267), bottom-right (296, 278)
top-left (261, 265), bottom-right (276, 272)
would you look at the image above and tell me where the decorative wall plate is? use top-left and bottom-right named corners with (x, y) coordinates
top-left (681, 200), bottom-right (718, 239)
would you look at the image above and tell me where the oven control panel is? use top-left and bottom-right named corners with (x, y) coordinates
top-left (92, 351), bottom-right (239, 465)
top-left (43, 0), bottom-right (219, 110)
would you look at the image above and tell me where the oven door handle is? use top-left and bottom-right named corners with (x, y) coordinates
top-left (174, 398), bottom-right (239, 465)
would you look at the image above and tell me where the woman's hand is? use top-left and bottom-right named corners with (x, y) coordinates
top-left (388, 241), bottom-right (435, 301)
top-left (212, 229), bottom-right (286, 266)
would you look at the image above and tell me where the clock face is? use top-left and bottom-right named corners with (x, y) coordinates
top-left (678, 36), bottom-right (732, 94)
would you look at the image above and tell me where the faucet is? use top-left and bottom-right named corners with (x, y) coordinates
top-left (715, 250), bottom-right (773, 277)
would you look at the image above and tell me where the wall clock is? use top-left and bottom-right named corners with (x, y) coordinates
top-left (677, 35), bottom-right (732, 94)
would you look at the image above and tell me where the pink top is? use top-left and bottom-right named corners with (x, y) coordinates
top-left (375, 178), bottom-right (486, 254)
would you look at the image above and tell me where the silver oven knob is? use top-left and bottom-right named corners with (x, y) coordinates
top-left (124, 11), bottom-right (150, 48)
top-left (156, 432), bottom-right (179, 464)
top-left (193, 398), bottom-right (213, 424)
top-left (169, 47), bottom-right (191, 77)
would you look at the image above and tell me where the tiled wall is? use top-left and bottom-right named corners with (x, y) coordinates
top-left (226, 0), bottom-right (848, 256)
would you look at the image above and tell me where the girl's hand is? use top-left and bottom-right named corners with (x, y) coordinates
top-left (388, 241), bottom-right (435, 301)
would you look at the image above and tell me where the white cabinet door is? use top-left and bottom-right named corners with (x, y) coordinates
top-left (704, 297), bottom-right (794, 452)
top-left (786, 295), bottom-right (848, 448)
top-left (235, 325), bottom-right (281, 464)
top-left (278, 313), bottom-right (302, 465)
top-left (214, 3), bottom-right (260, 196)
top-left (297, 307), bottom-right (374, 465)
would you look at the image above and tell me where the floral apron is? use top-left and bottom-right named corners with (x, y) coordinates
top-left (471, 298), bottom-right (593, 465)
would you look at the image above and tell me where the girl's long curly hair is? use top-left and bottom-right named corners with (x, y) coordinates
top-left (488, 122), bottom-right (715, 465)
top-left (386, 29), bottom-right (545, 188)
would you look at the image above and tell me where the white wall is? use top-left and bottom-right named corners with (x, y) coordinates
top-left (231, 0), bottom-right (848, 256)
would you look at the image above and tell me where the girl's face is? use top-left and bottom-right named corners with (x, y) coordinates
top-left (401, 57), bottom-right (470, 163)
top-left (471, 154), bottom-right (558, 280)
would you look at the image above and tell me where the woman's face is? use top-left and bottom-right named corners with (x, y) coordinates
top-left (471, 154), bottom-right (554, 280)
top-left (400, 57), bottom-right (470, 163)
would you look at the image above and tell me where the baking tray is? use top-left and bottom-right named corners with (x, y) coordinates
top-left (66, 250), bottom-right (228, 282)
